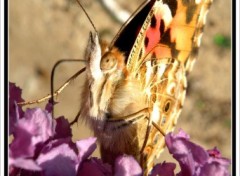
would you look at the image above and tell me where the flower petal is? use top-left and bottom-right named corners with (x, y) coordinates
top-left (150, 161), bottom-right (176, 176)
top-left (198, 161), bottom-right (230, 176)
top-left (76, 137), bottom-right (97, 164)
top-left (9, 122), bottom-right (36, 158)
top-left (10, 108), bottom-right (55, 160)
top-left (77, 158), bottom-right (112, 176)
top-left (114, 155), bottom-right (142, 176)
top-left (9, 82), bottom-right (24, 134)
top-left (165, 129), bottom-right (230, 176)
top-left (24, 108), bottom-right (56, 144)
top-left (9, 157), bottom-right (41, 171)
top-left (36, 138), bottom-right (79, 176)
top-left (166, 130), bottom-right (209, 176)
top-left (54, 116), bottom-right (72, 139)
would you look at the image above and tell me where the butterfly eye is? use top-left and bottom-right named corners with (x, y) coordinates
top-left (100, 55), bottom-right (117, 71)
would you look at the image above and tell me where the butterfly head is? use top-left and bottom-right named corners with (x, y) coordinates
top-left (100, 47), bottom-right (126, 74)
top-left (86, 33), bottom-right (127, 80)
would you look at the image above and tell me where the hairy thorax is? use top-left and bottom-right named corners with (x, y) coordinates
top-left (80, 35), bottom-right (148, 164)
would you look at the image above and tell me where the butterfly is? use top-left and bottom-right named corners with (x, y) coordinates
top-left (77, 0), bottom-right (213, 174)
top-left (19, 0), bottom-right (213, 174)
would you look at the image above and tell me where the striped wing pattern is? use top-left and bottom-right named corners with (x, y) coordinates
top-left (122, 0), bottom-right (213, 171)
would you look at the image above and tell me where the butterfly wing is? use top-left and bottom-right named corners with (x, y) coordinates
top-left (110, 0), bottom-right (156, 62)
top-left (112, 0), bottom-right (212, 72)
top-left (110, 0), bottom-right (213, 172)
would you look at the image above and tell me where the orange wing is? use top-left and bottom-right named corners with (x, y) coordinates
top-left (109, 0), bottom-right (213, 172)
top-left (113, 0), bottom-right (212, 171)
top-left (124, 0), bottom-right (213, 75)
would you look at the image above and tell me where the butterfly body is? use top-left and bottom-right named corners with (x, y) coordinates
top-left (79, 0), bottom-right (213, 174)
top-left (81, 32), bottom-right (186, 172)
top-left (81, 35), bottom-right (148, 163)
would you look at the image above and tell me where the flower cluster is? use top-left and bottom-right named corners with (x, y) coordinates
top-left (9, 82), bottom-right (231, 176)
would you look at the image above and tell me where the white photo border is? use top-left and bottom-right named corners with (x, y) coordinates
top-left (2, 0), bottom-right (238, 175)
top-left (236, 0), bottom-right (239, 175)
top-left (0, 0), bottom-right (5, 175)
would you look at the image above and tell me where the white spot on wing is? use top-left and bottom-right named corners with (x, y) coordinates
top-left (146, 87), bottom-right (151, 98)
top-left (166, 82), bottom-right (176, 95)
top-left (161, 4), bottom-right (173, 27)
top-left (195, 0), bottom-right (201, 4)
top-left (186, 59), bottom-right (196, 72)
top-left (180, 90), bottom-right (186, 105)
top-left (155, 1), bottom-right (173, 27)
top-left (145, 61), bottom-right (152, 85)
top-left (203, 10), bottom-right (209, 25)
top-left (199, 6), bottom-right (209, 25)
top-left (157, 63), bottom-right (167, 78)
top-left (197, 33), bottom-right (203, 47)
top-left (151, 103), bottom-right (160, 123)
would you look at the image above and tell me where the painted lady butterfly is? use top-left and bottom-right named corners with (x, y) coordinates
top-left (79, 0), bottom-right (213, 174)
top-left (19, 0), bottom-right (213, 174)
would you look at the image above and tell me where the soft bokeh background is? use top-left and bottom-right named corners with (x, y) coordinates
top-left (9, 0), bottom-right (231, 166)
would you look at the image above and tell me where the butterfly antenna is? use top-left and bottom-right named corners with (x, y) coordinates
top-left (76, 0), bottom-right (98, 33)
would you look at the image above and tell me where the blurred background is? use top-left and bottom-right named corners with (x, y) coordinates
top-left (9, 0), bottom-right (231, 166)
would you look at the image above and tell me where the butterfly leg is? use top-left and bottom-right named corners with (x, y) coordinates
top-left (18, 67), bottom-right (86, 106)
top-left (106, 108), bottom-right (166, 175)
top-left (106, 108), bottom-right (149, 129)
top-left (106, 107), bottom-right (165, 141)
top-left (70, 108), bottom-right (82, 126)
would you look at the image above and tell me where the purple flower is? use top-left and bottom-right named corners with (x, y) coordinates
top-left (9, 157), bottom-right (41, 172)
top-left (9, 108), bottom-right (56, 170)
top-left (9, 108), bottom-right (54, 175)
top-left (76, 137), bottom-right (113, 176)
top-left (165, 129), bottom-right (231, 176)
top-left (76, 137), bottom-right (97, 165)
top-left (36, 138), bottom-right (79, 176)
top-left (36, 136), bottom-right (111, 176)
top-left (9, 82), bottom-right (24, 134)
top-left (10, 108), bottom-right (55, 158)
top-left (77, 154), bottom-right (142, 176)
top-left (77, 158), bottom-right (112, 176)
top-left (9, 83), bottom-right (231, 176)
top-left (114, 155), bottom-right (142, 176)
top-left (199, 148), bottom-right (231, 176)
top-left (150, 161), bottom-right (176, 176)
top-left (54, 116), bottom-right (72, 138)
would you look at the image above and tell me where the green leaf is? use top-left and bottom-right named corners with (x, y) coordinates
top-left (213, 34), bottom-right (231, 48)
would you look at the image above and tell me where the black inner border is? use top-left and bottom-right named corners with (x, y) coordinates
top-left (231, 0), bottom-right (236, 174)
top-left (4, 0), bottom-right (9, 175)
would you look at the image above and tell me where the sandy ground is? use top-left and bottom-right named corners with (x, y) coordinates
top-left (9, 0), bottom-right (231, 166)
